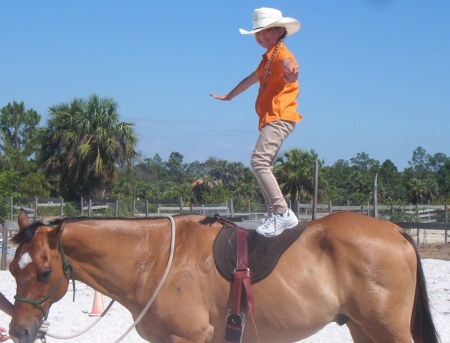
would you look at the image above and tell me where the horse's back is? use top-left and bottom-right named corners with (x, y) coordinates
top-left (307, 211), bottom-right (417, 269)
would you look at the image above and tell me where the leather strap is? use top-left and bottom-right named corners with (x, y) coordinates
top-left (215, 215), bottom-right (256, 343)
top-left (231, 227), bottom-right (255, 318)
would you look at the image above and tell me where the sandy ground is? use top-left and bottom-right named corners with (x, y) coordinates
top-left (0, 259), bottom-right (448, 343)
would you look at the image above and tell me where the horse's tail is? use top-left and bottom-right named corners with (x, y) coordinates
top-left (400, 231), bottom-right (440, 343)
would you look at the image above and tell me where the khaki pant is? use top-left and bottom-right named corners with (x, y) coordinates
top-left (250, 120), bottom-right (295, 215)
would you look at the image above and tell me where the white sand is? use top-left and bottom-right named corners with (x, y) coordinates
top-left (0, 259), bottom-right (448, 342)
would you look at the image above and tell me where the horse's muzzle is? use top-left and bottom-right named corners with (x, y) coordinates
top-left (9, 323), bottom-right (40, 343)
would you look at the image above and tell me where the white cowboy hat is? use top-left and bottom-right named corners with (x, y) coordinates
top-left (239, 8), bottom-right (301, 36)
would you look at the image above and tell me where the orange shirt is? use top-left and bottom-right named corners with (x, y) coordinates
top-left (255, 42), bottom-right (302, 130)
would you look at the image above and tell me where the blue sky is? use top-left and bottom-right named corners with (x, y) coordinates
top-left (1, 1), bottom-right (449, 171)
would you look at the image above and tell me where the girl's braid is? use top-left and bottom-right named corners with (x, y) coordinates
top-left (260, 38), bottom-right (283, 91)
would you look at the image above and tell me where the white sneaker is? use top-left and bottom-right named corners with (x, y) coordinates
top-left (256, 209), bottom-right (298, 237)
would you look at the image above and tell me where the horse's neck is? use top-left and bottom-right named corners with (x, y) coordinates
top-left (61, 222), bottom-right (168, 299)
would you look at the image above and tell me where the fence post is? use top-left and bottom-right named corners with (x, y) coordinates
top-left (445, 204), bottom-right (448, 245)
top-left (9, 197), bottom-right (13, 234)
top-left (372, 173), bottom-right (378, 219)
top-left (145, 200), bottom-right (149, 217)
top-left (80, 197), bottom-right (84, 216)
top-left (179, 197), bottom-right (183, 214)
top-left (88, 199), bottom-right (92, 216)
top-left (115, 200), bottom-right (119, 217)
top-left (1, 221), bottom-right (7, 271)
top-left (60, 197), bottom-right (64, 218)
top-left (34, 197), bottom-right (38, 221)
top-left (312, 160), bottom-right (318, 220)
top-left (230, 199), bottom-right (234, 218)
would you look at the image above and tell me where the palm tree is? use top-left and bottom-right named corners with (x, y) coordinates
top-left (408, 178), bottom-right (425, 205)
top-left (191, 175), bottom-right (222, 204)
top-left (38, 95), bottom-right (137, 200)
top-left (274, 148), bottom-right (324, 203)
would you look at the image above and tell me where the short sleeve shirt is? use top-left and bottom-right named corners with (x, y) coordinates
top-left (255, 42), bottom-right (302, 130)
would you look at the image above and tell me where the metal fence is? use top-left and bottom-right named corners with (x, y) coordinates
top-left (1, 196), bottom-right (449, 229)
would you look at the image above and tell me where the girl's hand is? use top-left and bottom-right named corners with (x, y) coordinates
top-left (282, 67), bottom-right (298, 83)
top-left (209, 94), bottom-right (230, 101)
top-left (281, 58), bottom-right (298, 83)
top-left (0, 328), bottom-right (10, 342)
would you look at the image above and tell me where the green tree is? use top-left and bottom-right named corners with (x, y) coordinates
top-left (378, 159), bottom-right (403, 203)
top-left (347, 152), bottom-right (380, 205)
top-left (422, 178), bottom-right (439, 203)
top-left (408, 178), bottom-right (425, 204)
top-left (0, 170), bottom-right (20, 220)
top-left (0, 101), bottom-right (50, 197)
top-left (322, 159), bottom-right (351, 204)
top-left (321, 153), bottom-right (381, 206)
top-left (38, 95), bottom-right (137, 201)
top-left (0, 101), bottom-right (41, 171)
top-left (408, 146), bottom-right (430, 179)
top-left (274, 148), bottom-right (324, 203)
top-left (428, 152), bottom-right (449, 175)
top-left (191, 176), bottom-right (223, 204)
top-left (0, 101), bottom-right (40, 153)
top-left (166, 152), bottom-right (186, 184)
top-left (438, 160), bottom-right (450, 200)
top-left (188, 157), bottom-right (257, 205)
top-left (350, 152), bottom-right (380, 173)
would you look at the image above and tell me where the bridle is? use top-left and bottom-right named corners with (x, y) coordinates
top-left (14, 239), bottom-right (76, 320)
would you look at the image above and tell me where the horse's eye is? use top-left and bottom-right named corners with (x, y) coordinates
top-left (38, 270), bottom-right (51, 282)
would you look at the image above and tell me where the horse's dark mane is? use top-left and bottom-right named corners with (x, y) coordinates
top-left (11, 214), bottom-right (206, 245)
top-left (11, 221), bottom-right (47, 245)
top-left (49, 214), bottom-right (195, 225)
top-left (50, 215), bottom-right (180, 225)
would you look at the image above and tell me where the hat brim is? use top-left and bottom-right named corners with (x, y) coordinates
top-left (239, 17), bottom-right (301, 36)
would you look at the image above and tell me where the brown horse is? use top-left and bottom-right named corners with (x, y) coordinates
top-left (8, 210), bottom-right (439, 343)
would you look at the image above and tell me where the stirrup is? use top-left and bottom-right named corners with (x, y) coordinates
top-left (225, 309), bottom-right (246, 343)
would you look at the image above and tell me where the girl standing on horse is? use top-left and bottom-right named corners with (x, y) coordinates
top-left (210, 7), bottom-right (302, 237)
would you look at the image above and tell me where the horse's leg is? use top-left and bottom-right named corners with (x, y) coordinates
top-left (345, 289), bottom-right (414, 343)
top-left (348, 316), bottom-right (413, 343)
top-left (346, 319), bottom-right (375, 343)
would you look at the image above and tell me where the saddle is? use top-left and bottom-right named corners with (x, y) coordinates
top-left (213, 217), bottom-right (308, 284)
top-left (213, 215), bottom-right (307, 343)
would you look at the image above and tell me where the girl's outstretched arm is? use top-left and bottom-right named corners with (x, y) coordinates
top-left (0, 293), bottom-right (12, 316)
top-left (210, 72), bottom-right (258, 101)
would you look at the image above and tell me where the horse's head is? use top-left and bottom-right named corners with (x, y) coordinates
top-left (8, 210), bottom-right (70, 343)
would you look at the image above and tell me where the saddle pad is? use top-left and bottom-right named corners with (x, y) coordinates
top-left (213, 221), bottom-right (307, 284)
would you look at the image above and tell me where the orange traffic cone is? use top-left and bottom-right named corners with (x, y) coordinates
top-left (88, 291), bottom-right (105, 316)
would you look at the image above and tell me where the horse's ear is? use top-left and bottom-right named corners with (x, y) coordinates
top-left (18, 209), bottom-right (30, 230)
top-left (47, 223), bottom-right (64, 249)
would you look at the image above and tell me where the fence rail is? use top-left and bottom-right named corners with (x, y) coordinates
top-left (1, 196), bottom-right (449, 225)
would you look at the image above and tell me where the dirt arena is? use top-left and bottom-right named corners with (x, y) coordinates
top-left (418, 243), bottom-right (450, 260)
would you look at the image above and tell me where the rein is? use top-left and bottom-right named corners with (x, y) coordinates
top-left (14, 239), bottom-right (76, 320)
